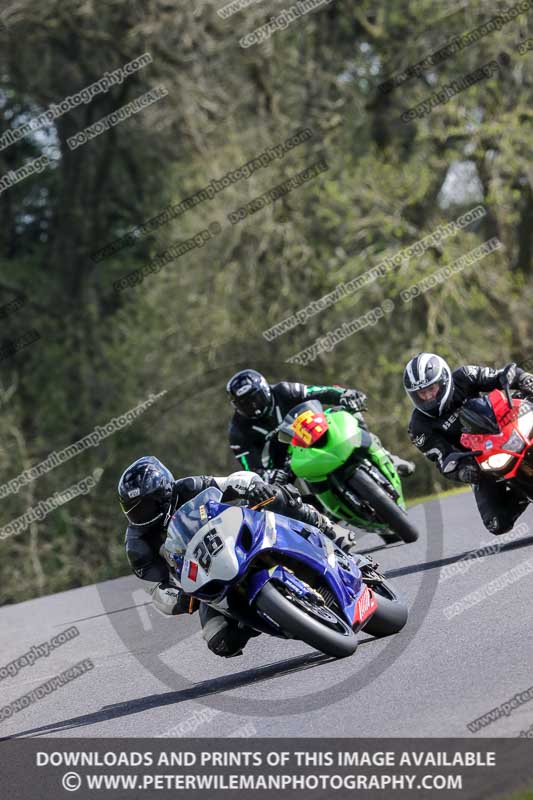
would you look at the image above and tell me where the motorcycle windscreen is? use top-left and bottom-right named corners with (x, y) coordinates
top-left (278, 399), bottom-right (324, 443)
top-left (166, 486), bottom-right (223, 553)
top-left (459, 396), bottom-right (500, 434)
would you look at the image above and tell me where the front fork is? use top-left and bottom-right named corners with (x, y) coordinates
top-left (247, 565), bottom-right (322, 607)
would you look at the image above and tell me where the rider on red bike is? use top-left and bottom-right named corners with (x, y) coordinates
top-left (404, 353), bottom-right (533, 535)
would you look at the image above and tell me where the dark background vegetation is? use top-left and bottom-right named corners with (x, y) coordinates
top-left (0, 0), bottom-right (531, 603)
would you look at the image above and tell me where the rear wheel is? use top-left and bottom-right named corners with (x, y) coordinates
top-left (363, 582), bottom-right (408, 637)
top-left (347, 469), bottom-right (419, 543)
top-left (255, 581), bottom-right (358, 658)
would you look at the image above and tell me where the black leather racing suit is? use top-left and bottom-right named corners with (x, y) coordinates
top-left (125, 471), bottom-right (333, 657)
top-left (408, 365), bottom-right (528, 535)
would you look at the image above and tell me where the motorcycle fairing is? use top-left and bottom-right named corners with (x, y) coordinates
top-left (166, 492), bottom-right (365, 629)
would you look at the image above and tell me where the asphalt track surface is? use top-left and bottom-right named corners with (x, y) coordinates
top-left (2, 491), bottom-right (533, 741)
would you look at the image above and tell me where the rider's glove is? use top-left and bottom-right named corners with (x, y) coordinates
top-left (456, 461), bottom-right (481, 485)
top-left (517, 371), bottom-right (533, 397)
top-left (262, 468), bottom-right (292, 486)
top-left (247, 479), bottom-right (278, 506)
top-left (150, 581), bottom-right (197, 616)
top-left (339, 389), bottom-right (368, 412)
top-left (499, 362), bottom-right (518, 389)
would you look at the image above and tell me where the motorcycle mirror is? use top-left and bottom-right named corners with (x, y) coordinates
top-left (277, 430), bottom-right (293, 444)
top-left (443, 458), bottom-right (458, 474)
top-left (444, 450), bottom-right (483, 473)
top-left (266, 426), bottom-right (284, 443)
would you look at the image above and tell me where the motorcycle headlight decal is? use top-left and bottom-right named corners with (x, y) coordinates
top-left (485, 453), bottom-right (514, 470)
top-left (503, 429), bottom-right (526, 453)
top-left (517, 410), bottom-right (533, 440)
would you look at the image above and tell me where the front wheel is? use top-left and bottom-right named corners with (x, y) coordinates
top-left (347, 469), bottom-right (419, 543)
top-left (255, 581), bottom-right (358, 658)
top-left (363, 582), bottom-right (408, 637)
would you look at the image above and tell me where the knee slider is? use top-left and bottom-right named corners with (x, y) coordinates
top-left (202, 616), bottom-right (246, 657)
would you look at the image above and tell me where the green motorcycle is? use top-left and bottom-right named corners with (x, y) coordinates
top-left (273, 400), bottom-right (419, 544)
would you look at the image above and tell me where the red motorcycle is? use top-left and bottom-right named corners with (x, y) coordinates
top-left (442, 382), bottom-right (533, 499)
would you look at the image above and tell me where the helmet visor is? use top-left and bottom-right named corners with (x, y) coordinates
top-left (231, 387), bottom-right (270, 417)
top-left (120, 496), bottom-right (163, 527)
top-left (409, 380), bottom-right (446, 415)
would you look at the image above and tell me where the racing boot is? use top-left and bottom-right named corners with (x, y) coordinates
top-left (370, 433), bottom-right (415, 477)
top-left (389, 453), bottom-right (416, 477)
top-left (200, 606), bottom-right (260, 657)
top-left (319, 519), bottom-right (358, 555)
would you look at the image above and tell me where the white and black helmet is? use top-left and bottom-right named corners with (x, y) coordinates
top-left (403, 353), bottom-right (454, 417)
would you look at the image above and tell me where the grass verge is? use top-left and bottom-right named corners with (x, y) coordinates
top-left (501, 787), bottom-right (533, 800)
top-left (406, 485), bottom-right (470, 509)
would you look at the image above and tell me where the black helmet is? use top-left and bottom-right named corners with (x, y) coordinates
top-left (226, 369), bottom-right (273, 418)
top-left (118, 456), bottom-right (175, 527)
top-left (403, 353), bottom-right (454, 417)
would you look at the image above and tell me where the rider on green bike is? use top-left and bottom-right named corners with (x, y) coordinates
top-left (227, 370), bottom-right (416, 545)
top-left (227, 369), bottom-right (415, 485)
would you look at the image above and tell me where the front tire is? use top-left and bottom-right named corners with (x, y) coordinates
top-left (255, 581), bottom-right (358, 658)
top-left (363, 582), bottom-right (408, 637)
top-left (348, 469), bottom-right (419, 543)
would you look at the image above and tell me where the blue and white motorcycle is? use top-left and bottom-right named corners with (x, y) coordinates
top-left (163, 487), bottom-right (408, 658)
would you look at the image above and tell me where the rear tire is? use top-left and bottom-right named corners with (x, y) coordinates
top-left (255, 581), bottom-right (358, 658)
top-left (363, 582), bottom-right (408, 637)
top-left (348, 469), bottom-right (419, 543)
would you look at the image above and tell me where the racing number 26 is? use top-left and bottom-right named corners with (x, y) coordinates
top-left (193, 529), bottom-right (224, 573)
